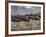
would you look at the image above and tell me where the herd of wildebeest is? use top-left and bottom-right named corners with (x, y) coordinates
top-left (11, 14), bottom-right (41, 22)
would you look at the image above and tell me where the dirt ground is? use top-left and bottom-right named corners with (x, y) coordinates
top-left (11, 19), bottom-right (41, 31)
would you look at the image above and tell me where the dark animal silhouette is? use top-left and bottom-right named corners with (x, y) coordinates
top-left (11, 14), bottom-right (41, 22)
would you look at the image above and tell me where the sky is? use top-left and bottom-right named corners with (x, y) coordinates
top-left (11, 6), bottom-right (41, 16)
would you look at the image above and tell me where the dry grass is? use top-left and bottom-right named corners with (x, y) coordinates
top-left (11, 19), bottom-right (41, 31)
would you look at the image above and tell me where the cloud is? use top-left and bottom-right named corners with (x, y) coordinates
top-left (11, 6), bottom-right (41, 16)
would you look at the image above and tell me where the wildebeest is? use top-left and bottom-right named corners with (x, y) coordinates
top-left (11, 14), bottom-right (41, 22)
top-left (29, 15), bottom-right (40, 20)
top-left (11, 16), bottom-right (21, 22)
top-left (19, 15), bottom-right (29, 21)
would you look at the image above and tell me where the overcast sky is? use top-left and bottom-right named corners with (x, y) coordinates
top-left (11, 6), bottom-right (41, 16)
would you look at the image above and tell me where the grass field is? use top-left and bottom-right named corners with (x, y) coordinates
top-left (11, 19), bottom-right (41, 31)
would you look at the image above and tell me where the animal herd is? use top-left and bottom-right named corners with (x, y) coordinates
top-left (11, 14), bottom-right (41, 22)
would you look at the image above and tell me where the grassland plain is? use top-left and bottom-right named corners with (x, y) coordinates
top-left (11, 19), bottom-right (41, 31)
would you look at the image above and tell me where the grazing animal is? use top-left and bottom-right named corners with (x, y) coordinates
top-left (11, 15), bottom-right (41, 22)
top-left (11, 16), bottom-right (21, 22)
top-left (19, 16), bottom-right (29, 21)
